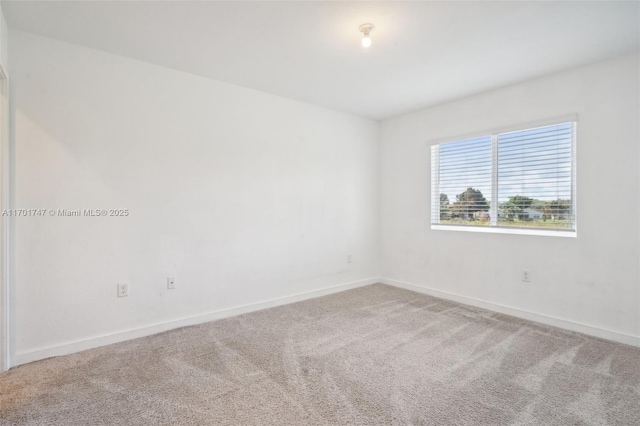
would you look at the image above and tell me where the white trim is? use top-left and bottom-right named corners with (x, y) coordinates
top-left (490, 134), bottom-right (498, 226)
top-left (12, 277), bottom-right (379, 367)
top-left (571, 120), bottom-right (578, 235)
top-left (12, 275), bottom-right (640, 366)
top-left (380, 277), bottom-right (640, 348)
top-left (431, 224), bottom-right (577, 238)
top-left (0, 63), bottom-right (8, 373)
top-left (430, 145), bottom-right (440, 224)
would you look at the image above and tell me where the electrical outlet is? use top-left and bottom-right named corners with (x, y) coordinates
top-left (347, 255), bottom-right (353, 264)
top-left (117, 283), bottom-right (129, 297)
top-left (522, 270), bottom-right (531, 283)
top-left (167, 277), bottom-right (176, 290)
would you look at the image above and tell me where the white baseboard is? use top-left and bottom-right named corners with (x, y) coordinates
top-left (13, 276), bottom-right (640, 368)
top-left (13, 277), bottom-right (379, 367)
top-left (380, 277), bottom-right (640, 348)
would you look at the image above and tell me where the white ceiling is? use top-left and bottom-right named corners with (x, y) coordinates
top-left (3, 1), bottom-right (639, 120)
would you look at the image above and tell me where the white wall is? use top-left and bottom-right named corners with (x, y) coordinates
top-left (0, 7), bottom-right (7, 71)
top-left (11, 31), bottom-right (379, 364)
top-left (380, 52), bottom-right (640, 343)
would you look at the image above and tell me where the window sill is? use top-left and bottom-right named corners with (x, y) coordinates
top-left (431, 224), bottom-right (577, 238)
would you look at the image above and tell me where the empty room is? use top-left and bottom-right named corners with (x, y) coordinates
top-left (0, 1), bottom-right (639, 425)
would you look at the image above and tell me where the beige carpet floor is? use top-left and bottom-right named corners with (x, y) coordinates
top-left (1, 284), bottom-right (639, 425)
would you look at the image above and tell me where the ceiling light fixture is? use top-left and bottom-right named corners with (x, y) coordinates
top-left (359, 23), bottom-right (375, 48)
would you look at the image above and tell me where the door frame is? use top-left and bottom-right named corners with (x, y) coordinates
top-left (0, 63), bottom-right (9, 372)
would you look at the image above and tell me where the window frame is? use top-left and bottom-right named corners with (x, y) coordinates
top-left (430, 115), bottom-right (577, 238)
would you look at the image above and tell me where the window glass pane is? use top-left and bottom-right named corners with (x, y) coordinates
top-left (435, 135), bottom-right (492, 226)
top-left (497, 123), bottom-right (573, 230)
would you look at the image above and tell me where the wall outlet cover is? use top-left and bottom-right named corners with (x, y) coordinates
top-left (117, 283), bottom-right (129, 297)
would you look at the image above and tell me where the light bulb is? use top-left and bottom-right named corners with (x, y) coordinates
top-left (358, 24), bottom-right (375, 48)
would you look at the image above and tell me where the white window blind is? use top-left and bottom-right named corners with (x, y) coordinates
top-left (431, 121), bottom-right (576, 234)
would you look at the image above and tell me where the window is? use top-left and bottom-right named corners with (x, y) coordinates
top-left (431, 120), bottom-right (576, 236)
